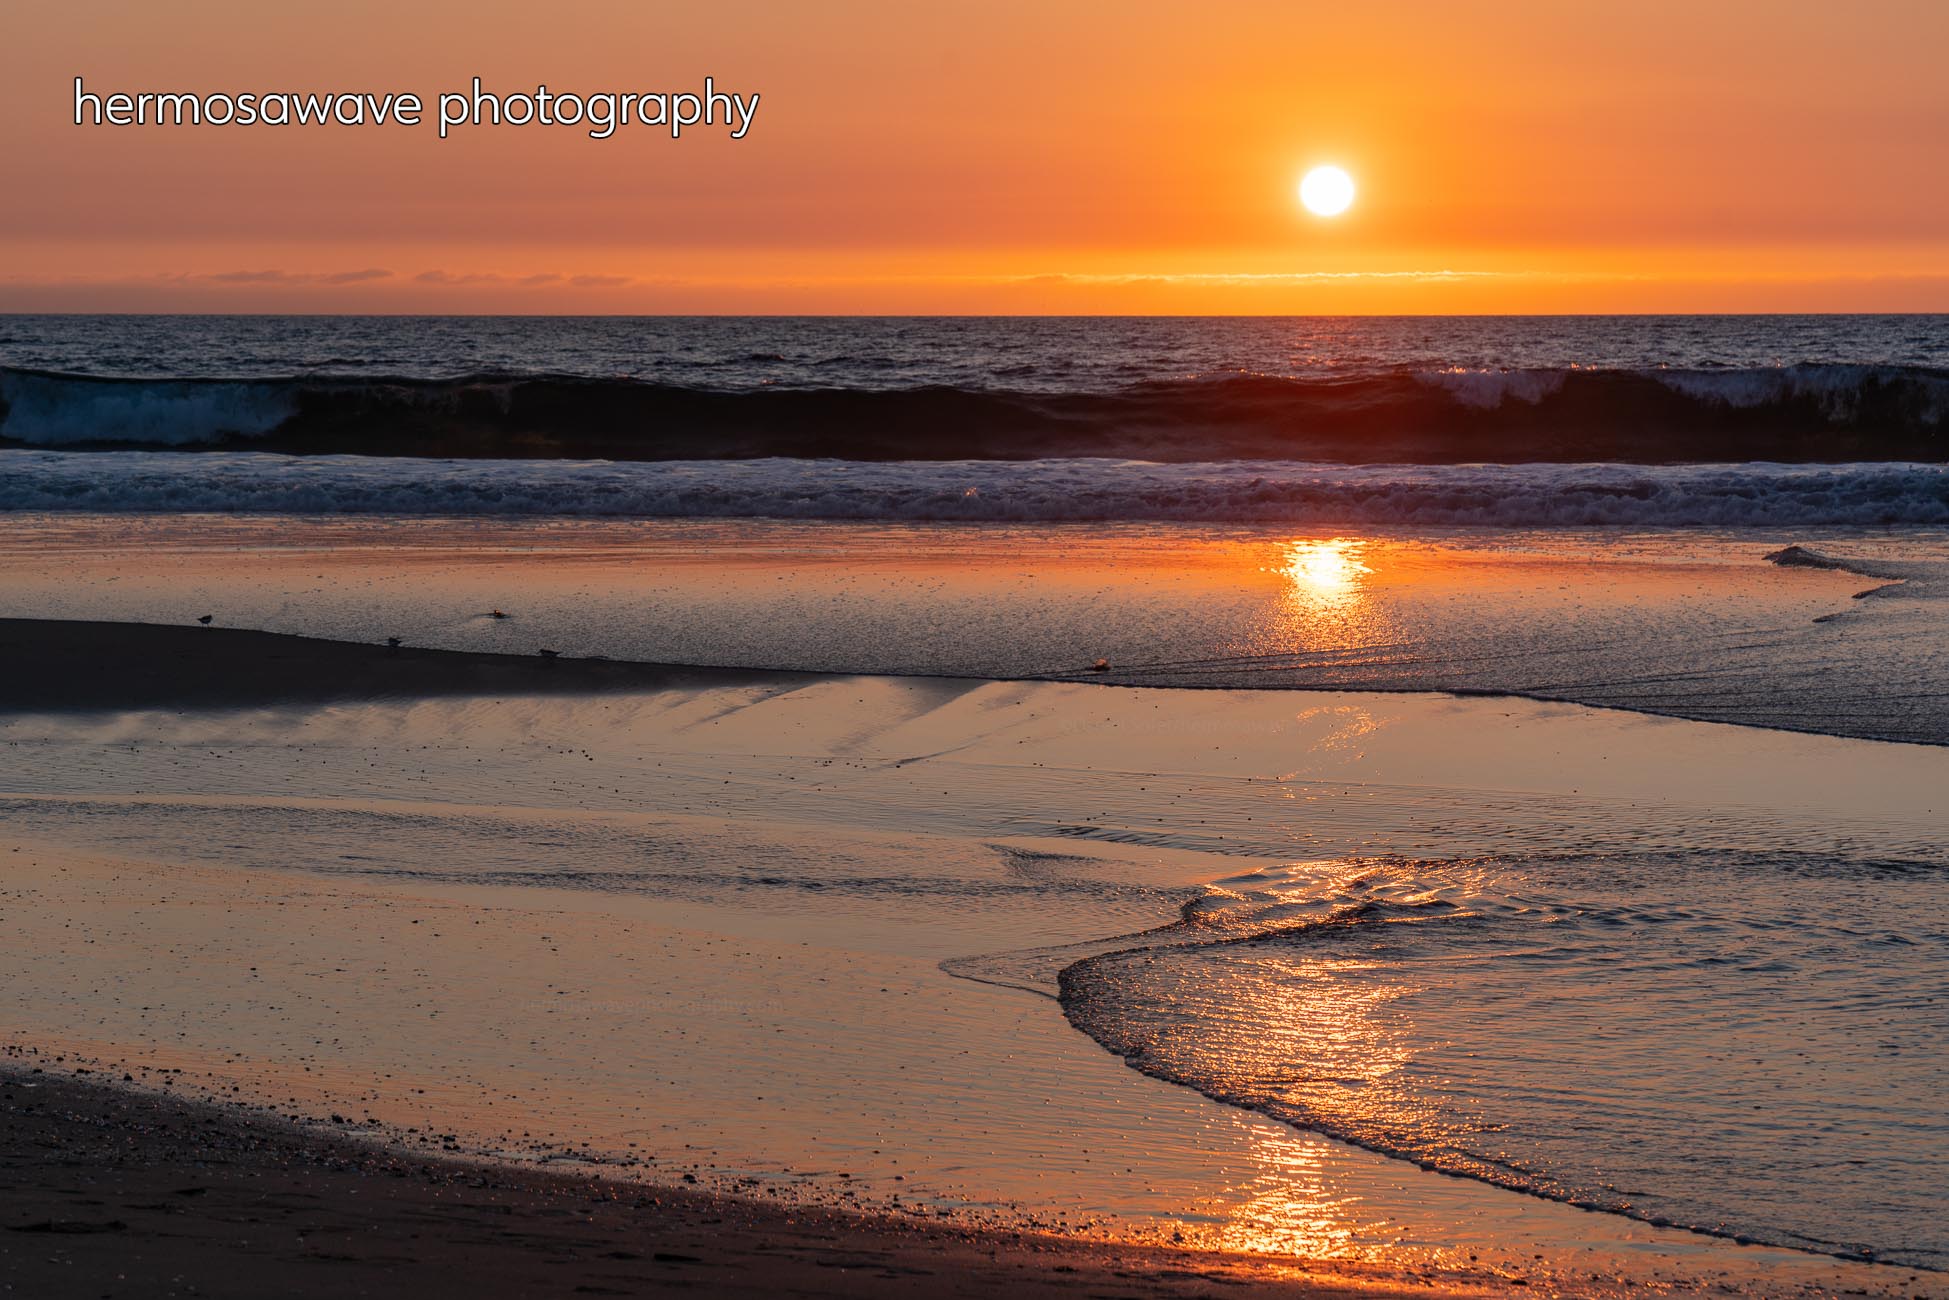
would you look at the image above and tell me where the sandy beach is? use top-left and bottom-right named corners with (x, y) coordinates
top-left (0, 615), bottom-right (805, 713)
top-left (4, 1067), bottom-right (1493, 1300)
top-left (4, 615), bottom-right (1944, 1297)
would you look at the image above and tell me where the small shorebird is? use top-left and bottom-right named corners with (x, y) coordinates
top-left (386, 636), bottom-right (403, 649)
top-left (489, 610), bottom-right (510, 619)
top-left (197, 614), bottom-right (214, 625)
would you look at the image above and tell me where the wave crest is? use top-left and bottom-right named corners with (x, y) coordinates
top-left (3, 363), bottom-right (1945, 462)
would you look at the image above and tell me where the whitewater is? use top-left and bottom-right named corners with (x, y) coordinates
top-left (3, 449), bottom-right (1945, 527)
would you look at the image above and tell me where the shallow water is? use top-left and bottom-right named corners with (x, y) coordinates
top-left (4, 514), bottom-right (1949, 743)
top-left (1062, 851), bottom-right (1949, 1268)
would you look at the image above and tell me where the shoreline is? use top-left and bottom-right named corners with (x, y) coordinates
top-left (7, 514), bottom-right (1947, 746)
top-left (5, 616), bottom-right (1945, 1295)
top-left (0, 1063), bottom-right (1508, 1299)
top-left (5, 615), bottom-right (1945, 753)
top-left (0, 617), bottom-right (821, 713)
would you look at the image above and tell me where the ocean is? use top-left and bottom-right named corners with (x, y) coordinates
top-left (0, 311), bottom-right (1941, 469)
top-left (1, 314), bottom-right (1945, 523)
top-left (2, 313), bottom-right (1945, 1279)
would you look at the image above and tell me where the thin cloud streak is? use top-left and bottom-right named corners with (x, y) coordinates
top-left (1010, 270), bottom-right (1507, 286)
top-left (415, 270), bottom-right (630, 287)
top-left (200, 268), bottom-right (393, 285)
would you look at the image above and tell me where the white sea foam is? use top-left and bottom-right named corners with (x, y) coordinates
top-left (2, 450), bottom-right (1946, 527)
top-left (1414, 367), bottom-right (1568, 407)
top-left (1651, 364), bottom-right (1949, 421)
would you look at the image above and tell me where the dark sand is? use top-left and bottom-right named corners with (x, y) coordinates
top-left (0, 1068), bottom-right (1497, 1299)
top-left (0, 618), bottom-right (814, 713)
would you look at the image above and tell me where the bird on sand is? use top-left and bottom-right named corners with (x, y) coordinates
top-left (489, 610), bottom-right (510, 619)
top-left (197, 614), bottom-right (214, 625)
top-left (386, 636), bottom-right (403, 649)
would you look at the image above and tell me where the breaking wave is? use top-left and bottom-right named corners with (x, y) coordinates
top-left (2, 363), bottom-right (1945, 462)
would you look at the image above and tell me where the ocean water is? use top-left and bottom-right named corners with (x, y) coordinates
top-left (3, 314), bottom-right (1946, 1279)
top-left (0, 314), bottom-right (1945, 464)
top-left (5, 313), bottom-right (1947, 386)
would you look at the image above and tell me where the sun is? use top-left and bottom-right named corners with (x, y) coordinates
top-left (1299, 165), bottom-right (1356, 217)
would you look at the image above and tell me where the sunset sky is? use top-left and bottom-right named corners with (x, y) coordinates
top-left (3, 0), bottom-right (1945, 313)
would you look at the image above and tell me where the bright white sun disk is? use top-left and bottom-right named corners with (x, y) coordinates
top-left (1300, 166), bottom-right (1356, 217)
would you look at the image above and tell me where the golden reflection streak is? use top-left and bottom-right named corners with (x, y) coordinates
top-left (1161, 855), bottom-right (1472, 1264)
top-left (1278, 538), bottom-right (1373, 605)
top-left (1207, 968), bottom-right (1425, 1256)
top-left (1235, 536), bottom-right (1390, 661)
top-left (1205, 1126), bottom-right (1365, 1260)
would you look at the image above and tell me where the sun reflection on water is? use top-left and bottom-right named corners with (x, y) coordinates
top-left (1100, 859), bottom-right (1468, 1265)
top-left (1279, 538), bottom-right (1373, 602)
top-left (1235, 536), bottom-right (1393, 659)
top-left (1206, 1127), bottom-right (1367, 1259)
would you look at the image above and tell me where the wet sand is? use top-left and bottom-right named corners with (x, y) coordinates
top-left (4, 618), bottom-right (1944, 1297)
top-left (0, 620), bottom-right (1515, 1298)
top-left (0, 1067), bottom-right (1476, 1300)
top-left (0, 616), bottom-right (807, 713)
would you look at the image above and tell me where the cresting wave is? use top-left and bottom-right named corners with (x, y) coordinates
top-left (4, 450), bottom-right (1947, 526)
top-left (2, 363), bottom-right (1946, 462)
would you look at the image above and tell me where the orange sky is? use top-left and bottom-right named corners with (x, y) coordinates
top-left (2, 0), bottom-right (1945, 313)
